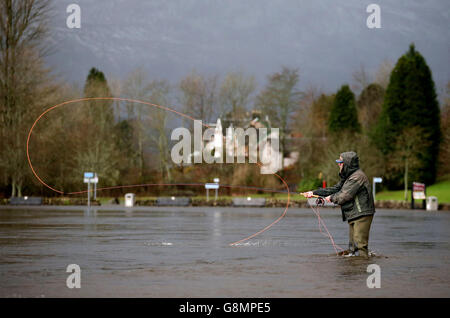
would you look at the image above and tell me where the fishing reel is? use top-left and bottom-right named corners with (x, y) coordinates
top-left (315, 197), bottom-right (325, 207)
top-left (300, 192), bottom-right (326, 207)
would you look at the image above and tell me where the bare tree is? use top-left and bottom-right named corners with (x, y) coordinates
top-left (147, 80), bottom-right (173, 182)
top-left (255, 67), bottom-right (302, 163)
top-left (0, 0), bottom-right (51, 113)
top-left (374, 59), bottom-right (394, 90)
top-left (0, 0), bottom-right (53, 197)
top-left (293, 84), bottom-right (320, 135)
top-left (390, 127), bottom-right (431, 201)
top-left (307, 93), bottom-right (334, 139)
top-left (356, 83), bottom-right (384, 133)
top-left (30, 83), bottom-right (80, 193)
top-left (179, 70), bottom-right (218, 127)
top-left (351, 63), bottom-right (371, 96)
top-left (219, 71), bottom-right (255, 122)
top-left (438, 81), bottom-right (450, 178)
top-left (122, 69), bottom-right (152, 179)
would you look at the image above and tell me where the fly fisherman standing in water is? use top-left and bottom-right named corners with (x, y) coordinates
top-left (303, 151), bottom-right (375, 258)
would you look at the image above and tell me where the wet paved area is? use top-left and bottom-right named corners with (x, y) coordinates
top-left (0, 206), bottom-right (449, 297)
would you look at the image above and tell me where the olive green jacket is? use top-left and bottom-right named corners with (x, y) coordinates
top-left (313, 152), bottom-right (376, 222)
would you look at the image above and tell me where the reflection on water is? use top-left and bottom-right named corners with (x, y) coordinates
top-left (0, 207), bottom-right (449, 297)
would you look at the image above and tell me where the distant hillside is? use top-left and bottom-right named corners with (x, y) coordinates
top-left (46, 0), bottom-right (449, 97)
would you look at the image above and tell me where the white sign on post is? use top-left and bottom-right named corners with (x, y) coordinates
top-left (83, 172), bottom-right (98, 207)
top-left (205, 183), bottom-right (219, 190)
top-left (84, 172), bottom-right (98, 184)
top-left (84, 172), bottom-right (94, 179)
top-left (205, 183), bottom-right (220, 202)
top-left (373, 177), bottom-right (383, 201)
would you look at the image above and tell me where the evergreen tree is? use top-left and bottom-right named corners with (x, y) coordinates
top-left (328, 85), bottom-right (360, 135)
top-left (373, 44), bottom-right (441, 186)
top-left (75, 67), bottom-right (120, 185)
top-left (84, 67), bottom-right (114, 127)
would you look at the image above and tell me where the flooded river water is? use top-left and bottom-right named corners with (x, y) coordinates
top-left (0, 206), bottom-right (449, 297)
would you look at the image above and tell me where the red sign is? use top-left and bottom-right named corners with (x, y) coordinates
top-left (412, 182), bottom-right (426, 199)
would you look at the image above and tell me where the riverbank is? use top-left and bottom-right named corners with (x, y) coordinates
top-left (1, 196), bottom-right (449, 210)
top-left (376, 180), bottom-right (450, 203)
